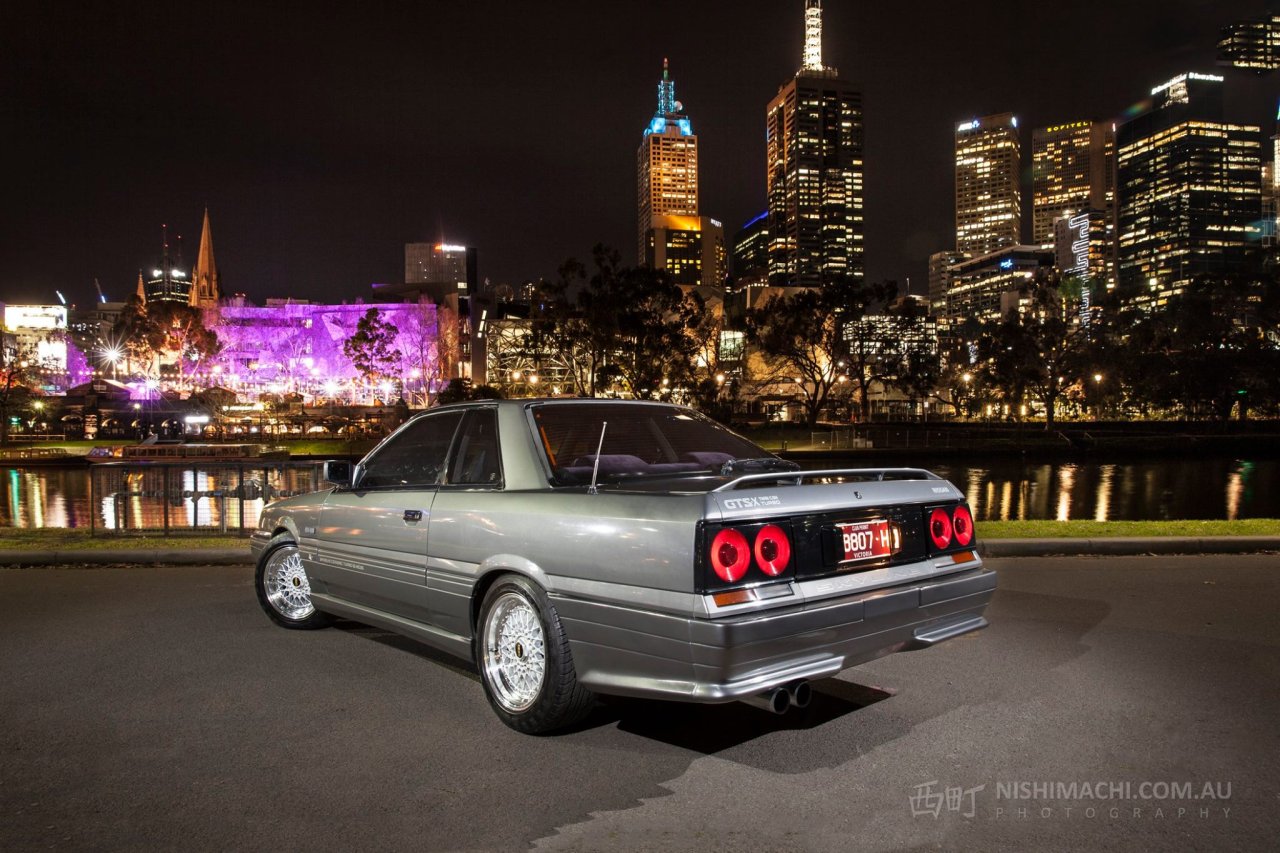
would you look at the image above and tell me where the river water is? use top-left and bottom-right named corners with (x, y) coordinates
top-left (1, 456), bottom-right (1277, 529)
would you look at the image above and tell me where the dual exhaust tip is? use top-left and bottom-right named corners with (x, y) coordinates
top-left (740, 680), bottom-right (812, 715)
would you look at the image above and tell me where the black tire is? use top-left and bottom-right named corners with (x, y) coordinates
top-left (254, 535), bottom-right (331, 630)
top-left (476, 574), bottom-right (594, 734)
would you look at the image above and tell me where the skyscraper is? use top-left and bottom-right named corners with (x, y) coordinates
top-left (955, 113), bottom-right (1021, 256)
top-left (637, 59), bottom-right (699, 263)
top-left (1031, 121), bottom-right (1114, 243)
top-left (1116, 72), bottom-right (1261, 306)
top-left (405, 241), bottom-right (476, 298)
top-left (765, 0), bottom-right (864, 288)
top-left (1032, 121), bottom-right (1116, 289)
top-left (634, 60), bottom-right (724, 288)
top-left (143, 225), bottom-right (191, 305)
top-left (1218, 13), bottom-right (1280, 71)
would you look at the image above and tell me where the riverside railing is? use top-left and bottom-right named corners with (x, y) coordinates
top-left (88, 460), bottom-right (326, 537)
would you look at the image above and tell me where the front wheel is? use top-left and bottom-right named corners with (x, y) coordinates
top-left (477, 575), bottom-right (594, 734)
top-left (255, 537), bottom-right (330, 630)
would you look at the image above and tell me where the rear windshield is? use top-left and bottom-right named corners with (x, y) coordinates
top-left (530, 403), bottom-right (770, 485)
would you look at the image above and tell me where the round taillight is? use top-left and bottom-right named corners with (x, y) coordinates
top-left (710, 528), bottom-right (750, 583)
top-left (952, 505), bottom-right (974, 547)
top-left (753, 524), bottom-right (792, 576)
top-left (928, 508), bottom-right (953, 551)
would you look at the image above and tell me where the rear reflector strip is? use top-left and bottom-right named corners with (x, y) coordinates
top-left (950, 550), bottom-right (978, 565)
top-left (711, 584), bottom-right (793, 608)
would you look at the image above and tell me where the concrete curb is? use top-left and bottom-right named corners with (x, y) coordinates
top-left (0, 548), bottom-right (253, 567)
top-left (981, 536), bottom-right (1280, 558)
top-left (2, 537), bottom-right (1278, 567)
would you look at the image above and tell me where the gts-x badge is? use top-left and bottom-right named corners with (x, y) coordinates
top-left (722, 495), bottom-right (782, 510)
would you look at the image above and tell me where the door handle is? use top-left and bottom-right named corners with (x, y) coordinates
top-left (403, 509), bottom-right (423, 522)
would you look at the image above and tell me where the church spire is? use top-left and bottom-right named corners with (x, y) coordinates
top-left (191, 207), bottom-right (220, 308)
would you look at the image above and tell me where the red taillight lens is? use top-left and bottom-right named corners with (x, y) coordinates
top-left (753, 524), bottom-right (792, 577)
top-left (928, 508), bottom-right (953, 550)
top-left (710, 528), bottom-right (751, 583)
top-left (951, 505), bottom-right (974, 547)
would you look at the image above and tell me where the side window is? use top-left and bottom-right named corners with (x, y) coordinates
top-left (358, 411), bottom-right (463, 489)
top-left (447, 409), bottom-right (502, 486)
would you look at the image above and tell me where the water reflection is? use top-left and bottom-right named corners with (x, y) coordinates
top-left (924, 457), bottom-right (1280, 522)
top-left (2, 457), bottom-right (1278, 528)
top-left (2, 464), bottom-right (323, 531)
top-left (1056, 465), bottom-right (1075, 521)
top-left (1095, 465), bottom-right (1115, 522)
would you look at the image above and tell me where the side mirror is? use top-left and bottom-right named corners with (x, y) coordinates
top-left (322, 460), bottom-right (353, 488)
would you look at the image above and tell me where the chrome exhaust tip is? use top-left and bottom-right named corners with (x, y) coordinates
top-left (740, 687), bottom-right (791, 715)
top-left (786, 680), bottom-right (812, 710)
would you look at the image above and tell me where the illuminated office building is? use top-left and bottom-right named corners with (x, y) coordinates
top-left (765, 0), bottom-right (864, 287)
top-left (731, 211), bottom-right (769, 280)
top-left (637, 59), bottom-right (699, 262)
top-left (1218, 14), bottom-right (1280, 71)
top-left (405, 241), bottom-right (476, 298)
top-left (955, 113), bottom-right (1021, 256)
top-left (946, 246), bottom-right (1054, 325)
top-left (143, 225), bottom-right (192, 305)
top-left (635, 60), bottom-right (724, 287)
top-left (1031, 122), bottom-right (1114, 242)
top-left (1116, 72), bottom-right (1261, 307)
top-left (1263, 102), bottom-right (1280, 250)
top-left (928, 249), bottom-right (969, 316)
top-left (644, 215), bottom-right (726, 289)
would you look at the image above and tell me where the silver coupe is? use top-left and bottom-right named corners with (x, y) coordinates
top-left (251, 399), bottom-right (994, 733)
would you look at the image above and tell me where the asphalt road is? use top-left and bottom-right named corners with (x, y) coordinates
top-left (1, 555), bottom-right (1277, 852)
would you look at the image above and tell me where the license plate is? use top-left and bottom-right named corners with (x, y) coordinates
top-left (836, 519), bottom-right (894, 563)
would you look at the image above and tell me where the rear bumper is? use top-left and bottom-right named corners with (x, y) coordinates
top-left (556, 566), bottom-right (995, 702)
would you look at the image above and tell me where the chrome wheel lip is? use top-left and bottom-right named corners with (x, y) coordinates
top-left (483, 590), bottom-right (547, 714)
top-left (263, 546), bottom-right (316, 621)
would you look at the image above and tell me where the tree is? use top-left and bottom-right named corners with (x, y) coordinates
top-left (881, 297), bottom-right (942, 419)
top-left (343, 307), bottom-right (399, 391)
top-left (538, 249), bottom-right (624, 397)
top-left (436, 378), bottom-right (505, 405)
top-left (975, 272), bottom-right (1091, 429)
top-left (747, 277), bottom-right (895, 427)
top-left (112, 297), bottom-right (221, 387)
top-left (1118, 274), bottom-right (1280, 420)
top-left (538, 245), bottom-right (700, 398)
top-left (609, 265), bottom-right (699, 400)
top-left (0, 339), bottom-right (38, 447)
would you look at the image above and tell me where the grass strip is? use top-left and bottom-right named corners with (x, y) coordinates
top-left (977, 519), bottom-right (1280, 539)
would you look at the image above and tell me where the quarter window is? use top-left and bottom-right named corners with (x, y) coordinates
top-left (448, 409), bottom-right (502, 486)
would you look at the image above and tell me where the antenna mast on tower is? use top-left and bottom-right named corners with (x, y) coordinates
top-left (802, 0), bottom-right (826, 72)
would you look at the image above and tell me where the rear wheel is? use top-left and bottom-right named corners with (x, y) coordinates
top-left (477, 575), bottom-right (593, 734)
top-left (255, 537), bottom-right (330, 630)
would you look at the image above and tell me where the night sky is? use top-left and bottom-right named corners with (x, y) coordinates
top-left (3, 0), bottom-right (1278, 308)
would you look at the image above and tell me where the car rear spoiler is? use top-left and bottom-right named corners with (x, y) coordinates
top-left (713, 468), bottom-right (942, 492)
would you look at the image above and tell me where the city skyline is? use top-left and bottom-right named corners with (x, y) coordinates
top-left (3, 0), bottom-right (1278, 307)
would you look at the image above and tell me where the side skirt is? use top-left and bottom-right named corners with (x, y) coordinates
top-left (311, 593), bottom-right (474, 663)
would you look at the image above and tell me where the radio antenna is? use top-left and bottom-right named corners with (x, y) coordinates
top-left (588, 421), bottom-right (608, 495)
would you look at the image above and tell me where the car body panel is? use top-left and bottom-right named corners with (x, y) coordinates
top-left (252, 398), bottom-right (995, 706)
